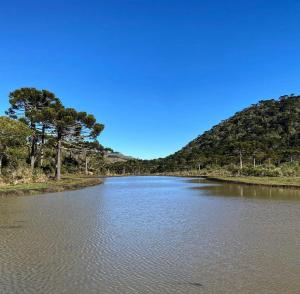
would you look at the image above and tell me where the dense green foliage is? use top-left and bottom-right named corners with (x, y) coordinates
top-left (1, 90), bottom-right (300, 181)
top-left (109, 96), bottom-right (300, 176)
top-left (0, 117), bottom-right (32, 175)
top-left (0, 87), bottom-right (105, 184)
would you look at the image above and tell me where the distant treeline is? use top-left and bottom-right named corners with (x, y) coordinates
top-left (109, 95), bottom-right (300, 177)
top-left (2, 91), bottom-right (299, 182)
top-left (0, 87), bottom-right (106, 183)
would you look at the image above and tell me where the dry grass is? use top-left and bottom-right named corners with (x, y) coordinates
top-left (0, 176), bottom-right (103, 197)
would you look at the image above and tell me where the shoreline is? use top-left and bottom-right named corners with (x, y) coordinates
top-left (126, 173), bottom-right (300, 189)
top-left (1, 174), bottom-right (299, 198)
top-left (0, 176), bottom-right (103, 197)
top-left (103, 174), bottom-right (300, 189)
top-left (203, 176), bottom-right (300, 189)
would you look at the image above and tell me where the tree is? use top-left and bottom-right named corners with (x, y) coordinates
top-left (0, 117), bottom-right (31, 175)
top-left (6, 88), bottom-right (61, 169)
top-left (77, 141), bottom-right (104, 174)
top-left (76, 113), bottom-right (104, 174)
top-left (42, 105), bottom-right (104, 180)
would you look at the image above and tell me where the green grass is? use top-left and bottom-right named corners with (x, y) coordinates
top-left (205, 176), bottom-right (300, 188)
top-left (160, 169), bottom-right (300, 188)
top-left (0, 176), bottom-right (103, 197)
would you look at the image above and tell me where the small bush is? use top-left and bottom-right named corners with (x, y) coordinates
top-left (1, 167), bottom-right (48, 185)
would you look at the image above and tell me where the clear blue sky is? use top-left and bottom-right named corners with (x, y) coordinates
top-left (1, 0), bottom-right (300, 159)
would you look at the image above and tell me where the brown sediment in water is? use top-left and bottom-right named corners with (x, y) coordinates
top-left (1, 176), bottom-right (300, 293)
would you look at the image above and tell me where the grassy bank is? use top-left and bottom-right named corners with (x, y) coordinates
top-left (103, 172), bottom-right (300, 189)
top-left (158, 170), bottom-right (300, 189)
top-left (0, 176), bottom-right (103, 197)
top-left (154, 169), bottom-right (300, 189)
top-left (204, 176), bottom-right (300, 189)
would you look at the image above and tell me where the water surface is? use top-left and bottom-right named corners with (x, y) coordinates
top-left (1, 176), bottom-right (300, 293)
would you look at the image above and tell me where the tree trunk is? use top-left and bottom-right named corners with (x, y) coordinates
top-left (30, 155), bottom-right (35, 170)
top-left (0, 155), bottom-right (2, 176)
top-left (239, 150), bottom-right (243, 169)
top-left (56, 139), bottom-right (62, 180)
top-left (29, 123), bottom-right (36, 170)
top-left (40, 125), bottom-right (46, 167)
top-left (253, 157), bottom-right (256, 167)
top-left (84, 149), bottom-right (88, 175)
top-left (30, 137), bottom-right (36, 171)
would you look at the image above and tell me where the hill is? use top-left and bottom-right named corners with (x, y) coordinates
top-left (109, 95), bottom-right (300, 176)
top-left (103, 149), bottom-right (134, 163)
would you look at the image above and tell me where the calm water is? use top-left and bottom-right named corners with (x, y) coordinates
top-left (1, 176), bottom-right (300, 294)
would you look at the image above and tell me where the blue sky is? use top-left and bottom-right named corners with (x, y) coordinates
top-left (1, 0), bottom-right (300, 159)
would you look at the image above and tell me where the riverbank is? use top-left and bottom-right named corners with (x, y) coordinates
top-left (204, 176), bottom-right (300, 189)
top-left (0, 176), bottom-right (103, 197)
top-left (104, 172), bottom-right (300, 189)
top-left (159, 171), bottom-right (300, 189)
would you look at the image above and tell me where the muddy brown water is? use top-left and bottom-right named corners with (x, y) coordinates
top-left (0, 176), bottom-right (300, 294)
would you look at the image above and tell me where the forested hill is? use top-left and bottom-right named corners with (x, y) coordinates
top-left (109, 95), bottom-right (300, 174)
top-left (172, 95), bottom-right (300, 165)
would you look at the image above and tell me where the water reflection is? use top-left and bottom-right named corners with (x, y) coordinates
top-left (1, 176), bottom-right (300, 294)
top-left (190, 178), bottom-right (300, 200)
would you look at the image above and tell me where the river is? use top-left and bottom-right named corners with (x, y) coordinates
top-left (1, 176), bottom-right (300, 293)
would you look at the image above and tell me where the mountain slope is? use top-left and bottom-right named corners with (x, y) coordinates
top-left (109, 95), bottom-right (300, 174)
top-left (168, 95), bottom-right (300, 167)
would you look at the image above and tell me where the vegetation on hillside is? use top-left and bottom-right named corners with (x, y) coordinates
top-left (109, 95), bottom-right (300, 177)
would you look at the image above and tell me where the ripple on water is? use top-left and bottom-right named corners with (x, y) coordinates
top-left (0, 177), bottom-right (300, 294)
